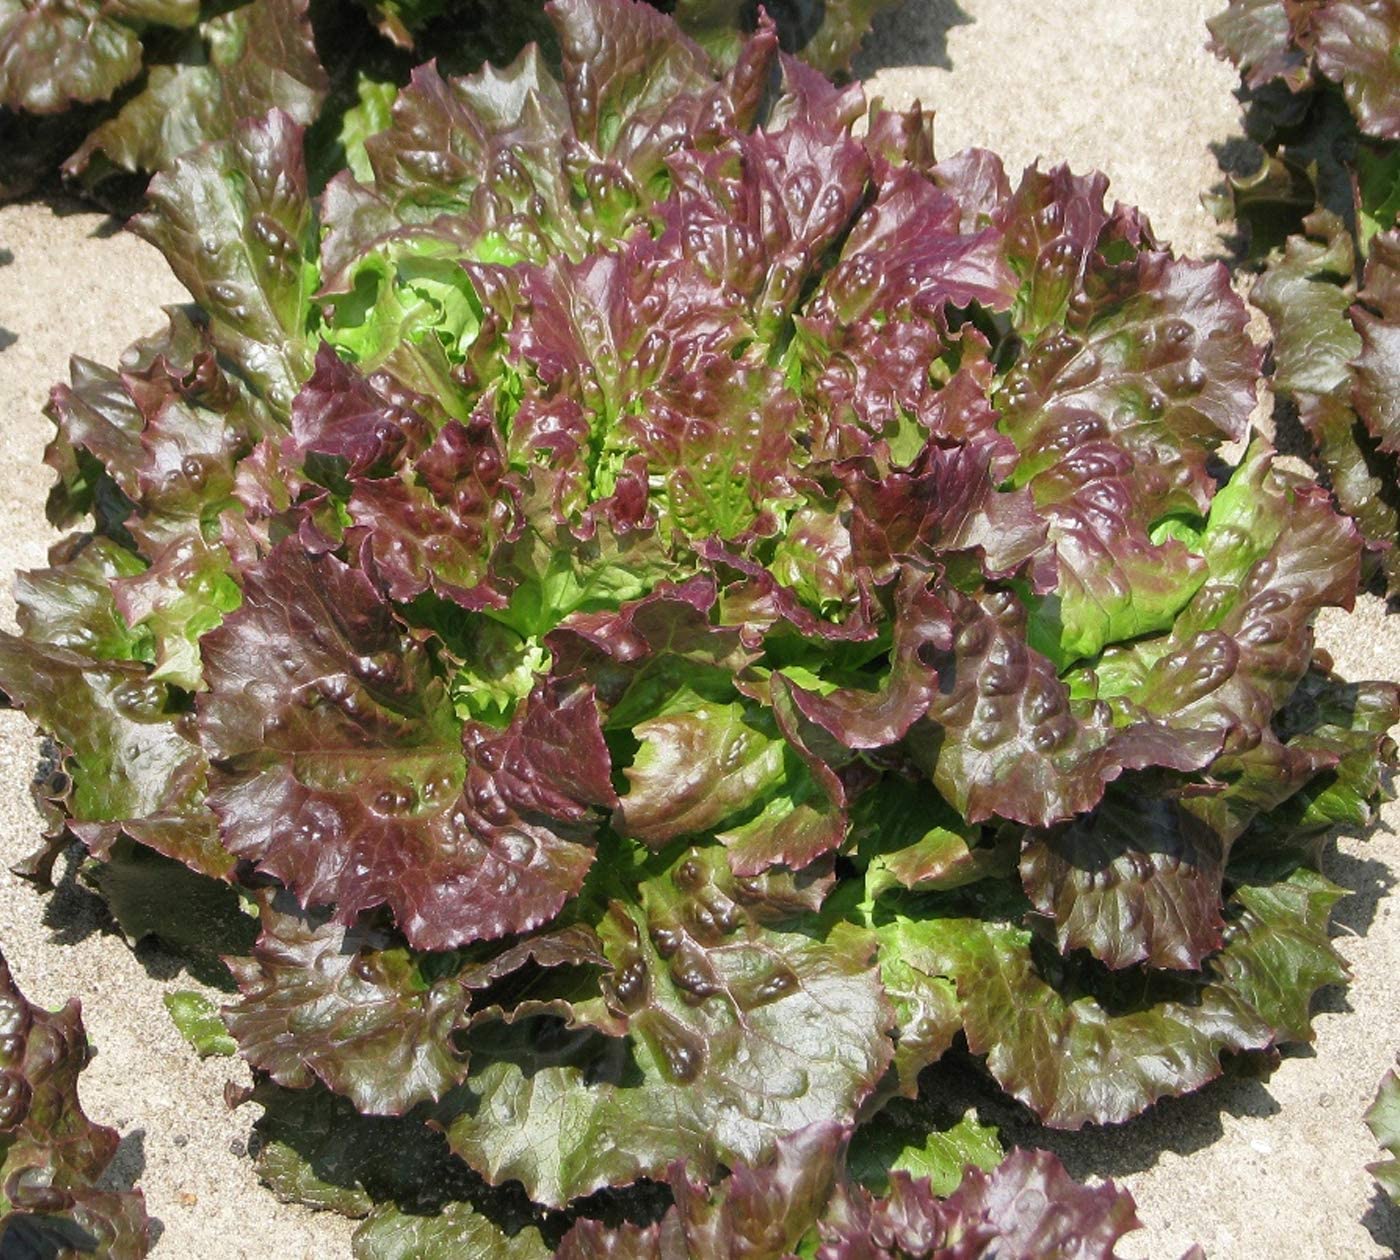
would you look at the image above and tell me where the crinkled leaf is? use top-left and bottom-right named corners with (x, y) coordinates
top-left (843, 439), bottom-right (1048, 586)
top-left (121, 340), bottom-right (279, 557)
top-left (319, 52), bottom-right (577, 278)
top-left (0, 0), bottom-right (146, 114)
top-left (552, 0), bottom-right (758, 197)
top-left (1252, 211), bottom-right (1361, 400)
top-left (3, 0), bottom-right (1397, 1231)
top-left (558, 1122), bottom-right (1145, 1260)
top-left (199, 543), bottom-right (617, 950)
top-left (14, 537), bottom-right (150, 665)
top-left (1020, 793), bottom-right (1228, 971)
top-left (846, 1104), bottom-right (1003, 1197)
top-left (287, 345), bottom-right (439, 476)
top-left (1250, 219), bottom-right (1400, 595)
top-left (484, 478), bottom-right (676, 641)
top-left (0, 635), bottom-right (200, 827)
top-left (43, 355), bottom-right (144, 534)
top-left (715, 674), bottom-right (849, 874)
top-left (1314, 0), bottom-right (1400, 140)
top-left (887, 869), bottom-right (1348, 1127)
top-left (132, 109), bottom-right (318, 414)
top-left (112, 538), bottom-right (241, 690)
top-left (352, 1200), bottom-right (550, 1260)
top-left (1102, 441), bottom-right (1362, 751)
top-left (545, 579), bottom-right (754, 724)
top-left (903, 1147), bottom-right (1143, 1260)
top-left (1301, 391), bottom-right (1400, 594)
top-left (999, 251), bottom-right (1257, 484)
top-left (660, 120), bottom-right (871, 339)
top-left (439, 844), bottom-right (891, 1206)
top-left (617, 700), bottom-right (788, 844)
top-left (224, 897), bottom-right (609, 1117)
top-left (223, 895), bottom-right (472, 1114)
top-left (1206, 0), bottom-right (1314, 90)
top-left (350, 411), bottom-right (522, 611)
top-left (905, 585), bottom-right (1219, 829)
top-left (876, 953), bottom-right (962, 1099)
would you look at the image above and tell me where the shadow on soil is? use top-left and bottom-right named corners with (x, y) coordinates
top-left (940, 1050), bottom-right (1286, 1184)
top-left (35, 842), bottom-right (237, 990)
top-left (852, 0), bottom-right (972, 77)
top-left (38, 189), bottom-right (125, 237)
top-left (0, 245), bottom-right (14, 352)
top-left (40, 844), bottom-right (116, 947)
top-left (1363, 1186), bottom-right (1400, 1254)
top-left (1330, 845), bottom-right (1397, 940)
top-left (1199, 134), bottom-right (1265, 265)
top-left (99, 1128), bottom-right (148, 1194)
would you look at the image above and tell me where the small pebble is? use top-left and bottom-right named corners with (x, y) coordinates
top-left (229, 1137), bottom-right (246, 1157)
top-left (173, 1134), bottom-right (188, 1149)
top-left (1249, 1138), bottom-right (1272, 1156)
top-left (178, 1191), bottom-right (198, 1208)
top-left (1319, 1092), bottom-right (1334, 1108)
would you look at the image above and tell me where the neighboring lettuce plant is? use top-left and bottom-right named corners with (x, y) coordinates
top-left (1208, 0), bottom-right (1400, 593)
top-left (0, 0), bottom-right (322, 200)
top-left (0, 0), bottom-right (899, 202)
top-left (1, 0), bottom-right (1396, 1245)
top-left (548, 1122), bottom-right (1161, 1258)
top-left (0, 949), bottom-right (151, 1258)
top-left (1368, 1063), bottom-right (1400, 1205)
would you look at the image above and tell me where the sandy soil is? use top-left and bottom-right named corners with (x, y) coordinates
top-left (0, 2), bottom-right (1396, 1256)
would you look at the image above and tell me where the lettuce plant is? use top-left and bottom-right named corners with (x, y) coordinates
top-left (0, 0), bottom-right (898, 203)
top-left (2, 0), bottom-right (1396, 1246)
top-left (1369, 1064), bottom-right (1400, 1206)
top-left (0, 950), bottom-right (151, 1257)
top-left (1208, 0), bottom-right (1400, 593)
top-left (547, 1122), bottom-right (1156, 1258)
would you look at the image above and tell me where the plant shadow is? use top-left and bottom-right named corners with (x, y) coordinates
top-left (35, 841), bottom-right (240, 990)
top-left (29, 188), bottom-right (126, 237)
top-left (1199, 134), bottom-right (1267, 265)
top-left (1329, 844), bottom-right (1396, 940)
top-left (852, 0), bottom-right (973, 77)
top-left (1363, 1185), bottom-right (1400, 1254)
top-left (40, 843), bottom-right (117, 947)
top-left (99, 1129), bottom-right (148, 1195)
top-left (1268, 394), bottom-right (1315, 463)
top-left (0, 245), bottom-right (13, 351)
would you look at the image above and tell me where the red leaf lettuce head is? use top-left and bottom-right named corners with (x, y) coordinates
top-left (1, 0), bottom-right (1395, 1238)
top-left (1208, 0), bottom-right (1400, 592)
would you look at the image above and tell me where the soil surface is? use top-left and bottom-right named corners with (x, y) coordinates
top-left (1, 2), bottom-right (1397, 1255)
